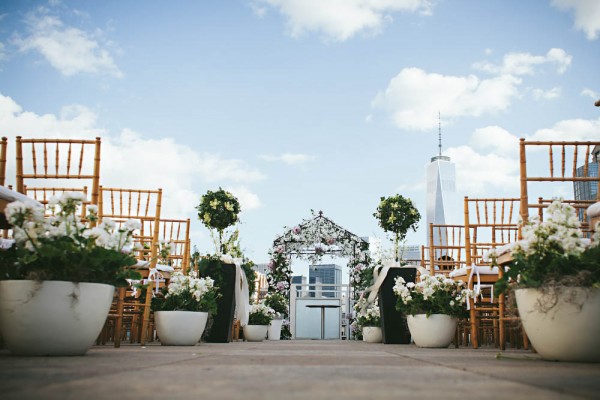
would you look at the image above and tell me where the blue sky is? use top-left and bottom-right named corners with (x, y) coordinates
top-left (0, 0), bottom-right (599, 272)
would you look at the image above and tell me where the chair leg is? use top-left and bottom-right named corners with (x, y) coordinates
top-left (140, 283), bottom-right (153, 346)
top-left (469, 298), bottom-right (479, 349)
top-left (114, 287), bottom-right (125, 348)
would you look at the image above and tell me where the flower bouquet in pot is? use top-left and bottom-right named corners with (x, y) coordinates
top-left (354, 296), bottom-right (382, 343)
top-left (0, 193), bottom-right (141, 356)
top-left (151, 271), bottom-right (219, 345)
top-left (263, 292), bottom-right (289, 340)
top-left (196, 188), bottom-right (242, 343)
top-left (244, 302), bottom-right (275, 342)
top-left (393, 274), bottom-right (471, 348)
top-left (494, 200), bottom-right (600, 362)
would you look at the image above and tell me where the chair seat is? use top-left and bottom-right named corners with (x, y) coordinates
top-left (449, 266), bottom-right (499, 278)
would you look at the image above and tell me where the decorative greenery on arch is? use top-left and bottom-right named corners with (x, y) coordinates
top-left (266, 211), bottom-right (372, 339)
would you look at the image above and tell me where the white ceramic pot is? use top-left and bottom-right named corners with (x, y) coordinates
top-left (0, 280), bottom-right (114, 356)
top-left (155, 311), bottom-right (208, 346)
top-left (243, 324), bottom-right (268, 342)
top-left (362, 326), bottom-right (383, 343)
top-left (516, 287), bottom-right (600, 362)
top-left (407, 314), bottom-right (457, 348)
top-left (267, 318), bottom-right (284, 341)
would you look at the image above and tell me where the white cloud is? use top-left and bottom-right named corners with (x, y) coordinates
top-left (552, 0), bottom-right (600, 40)
top-left (469, 125), bottom-right (519, 157)
top-left (0, 93), bottom-right (264, 220)
top-left (371, 67), bottom-right (521, 130)
top-left (473, 48), bottom-right (572, 76)
top-left (226, 186), bottom-right (262, 210)
top-left (581, 88), bottom-right (598, 99)
top-left (0, 42), bottom-right (6, 62)
top-left (532, 86), bottom-right (561, 100)
top-left (14, 10), bottom-right (122, 77)
top-left (254, 0), bottom-right (434, 41)
top-left (530, 117), bottom-right (600, 141)
top-left (259, 153), bottom-right (315, 165)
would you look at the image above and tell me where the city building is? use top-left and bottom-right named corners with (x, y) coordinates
top-left (291, 275), bottom-right (307, 297)
top-left (309, 264), bottom-right (342, 298)
top-left (426, 116), bottom-right (457, 249)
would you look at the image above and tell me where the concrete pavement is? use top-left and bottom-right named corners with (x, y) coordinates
top-left (1, 340), bottom-right (599, 400)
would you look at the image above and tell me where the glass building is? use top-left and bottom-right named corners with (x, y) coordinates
top-left (309, 264), bottom-right (342, 298)
top-left (426, 154), bottom-right (456, 248)
top-left (574, 145), bottom-right (599, 222)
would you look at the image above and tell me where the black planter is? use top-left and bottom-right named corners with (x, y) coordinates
top-left (202, 261), bottom-right (236, 343)
top-left (378, 267), bottom-right (417, 344)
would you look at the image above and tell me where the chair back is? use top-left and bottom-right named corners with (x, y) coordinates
top-left (428, 224), bottom-right (468, 275)
top-left (0, 137), bottom-right (7, 186)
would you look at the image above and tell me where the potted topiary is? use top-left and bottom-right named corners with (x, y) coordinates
top-left (196, 188), bottom-right (242, 343)
top-left (373, 194), bottom-right (421, 344)
top-left (0, 193), bottom-right (140, 356)
top-left (151, 271), bottom-right (219, 345)
top-left (263, 292), bottom-right (288, 340)
top-left (244, 302), bottom-right (275, 342)
top-left (393, 274), bottom-right (471, 348)
top-left (494, 200), bottom-right (600, 362)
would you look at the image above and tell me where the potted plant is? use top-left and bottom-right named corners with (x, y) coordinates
top-left (263, 292), bottom-right (288, 340)
top-left (354, 296), bottom-right (382, 343)
top-left (494, 200), bottom-right (600, 362)
top-left (0, 193), bottom-right (140, 356)
top-left (393, 274), bottom-right (471, 348)
top-left (373, 194), bottom-right (421, 344)
top-left (151, 271), bottom-right (219, 345)
top-left (196, 188), bottom-right (241, 343)
top-left (244, 302), bottom-right (275, 342)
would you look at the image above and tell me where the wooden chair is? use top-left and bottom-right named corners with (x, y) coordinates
top-left (461, 197), bottom-right (523, 349)
top-left (0, 137), bottom-right (7, 186)
top-left (427, 224), bottom-right (468, 276)
top-left (15, 137), bottom-right (101, 224)
top-left (519, 139), bottom-right (600, 227)
top-left (24, 186), bottom-right (90, 219)
top-left (98, 186), bottom-right (163, 347)
top-left (143, 218), bottom-right (191, 274)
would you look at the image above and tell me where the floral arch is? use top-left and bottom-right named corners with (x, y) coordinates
top-left (266, 210), bottom-right (372, 301)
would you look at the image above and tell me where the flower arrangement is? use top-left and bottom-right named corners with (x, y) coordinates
top-left (263, 292), bottom-right (289, 318)
top-left (374, 194), bottom-right (421, 261)
top-left (354, 298), bottom-right (381, 327)
top-left (196, 188), bottom-right (241, 255)
top-left (393, 274), bottom-right (471, 318)
top-left (151, 271), bottom-right (219, 314)
top-left (248, 302), bottom-right (276, 325)
top-left (0, 193), bottom-right (140, 286)
top-left (495, 200), bottom-right (600, 294)
top-left (266, 245), bottom-right (292, 296)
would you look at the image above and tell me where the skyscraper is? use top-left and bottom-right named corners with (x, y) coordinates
top-left (309, 264), bottom-right (342, 298)
top-left (426, 116), bottom-right (456, 248)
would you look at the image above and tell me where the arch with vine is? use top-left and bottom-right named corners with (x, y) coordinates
top-left (266, 211), bottom-right (372, 339)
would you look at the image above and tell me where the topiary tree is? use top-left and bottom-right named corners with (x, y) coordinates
top-left (196, 188), bottom-right (241, 255)
top-left (374, 194), bottom-right (421, 261)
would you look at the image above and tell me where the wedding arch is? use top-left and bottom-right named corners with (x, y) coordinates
top-left (265, 211), bottom-right (372, 339)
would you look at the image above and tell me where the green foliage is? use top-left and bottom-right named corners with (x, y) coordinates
top-left (241, 261), bottom-right (257, 298)
top-left (151, 272), bottom-right (219, 314)
top-left (248, 303), bottom-right (274, 325)
top-left (394, 275), bottom-right (470, 318)
top-left (263, 292), bottom-right (289, 316)
top-left (0, 195), bottom-right (140, 286)
top-left (495, 201), bottom-right (600, 294)
top-left (374, 194), bottom-right (421, 260)
top-left (196, 188), bottom-right (241, 254)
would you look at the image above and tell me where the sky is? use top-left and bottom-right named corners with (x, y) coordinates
top-left (0, 0), bottom-right (599, 276)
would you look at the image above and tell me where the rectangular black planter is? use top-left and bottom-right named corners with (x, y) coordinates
top-left (202, 261), bottom-right (236, 343)
top-left (378, 267), bottom-right (417, 344)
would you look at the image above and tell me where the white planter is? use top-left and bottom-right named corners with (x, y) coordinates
top-left (155, 311), bottom-right (208, 346)
top-left (243, 324), bottom-right (268, 342)
top-left (267, 319), bottom-right (284, 340)
top-left (0, 280), bottom-right (114, 356)
top-left (516, 287), bottom-right (600, 362)
top-left (407, 314), bottom-right (457, 348)
top-left (362, 326), bottom-right (383, 343)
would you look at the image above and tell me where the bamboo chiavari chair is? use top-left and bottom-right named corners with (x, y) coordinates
top-left (462, 197), bottom-right (522, 349)
top-left (427, 224), bottom-right (468, 276)
top-left (98, 187), bottom-right (163, 347)
top-left (24, 186), bottom-right (90, 219)
top-left (519, 140), bottom-right (600, 227)
top-left (144, 218), bottom-right (191, 273)
top-left (0, 137), bottom-right (7, 186)
top-left (15, 137), bottom-right (101, 224)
